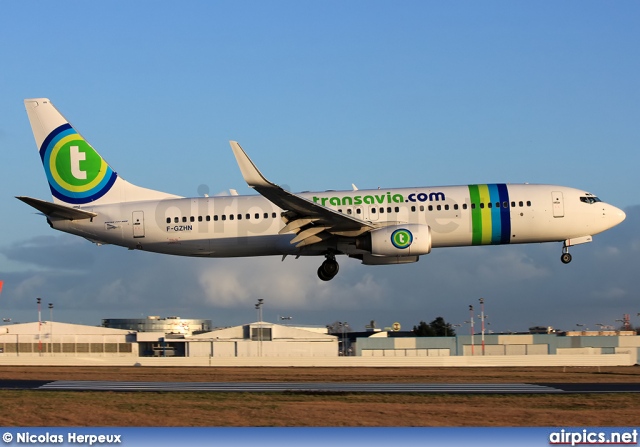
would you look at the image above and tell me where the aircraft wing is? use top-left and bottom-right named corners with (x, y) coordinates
top-left (16, 196), bottom-right (97, 220)
top-left (230, 141), bottom-right (374, 247)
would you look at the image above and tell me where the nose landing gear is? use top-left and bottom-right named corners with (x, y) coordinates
top-left (561, 243), bottom-right (572, 264)
top-left (561, 251), bottom-right (572, 264)
top-left (560, 236), bottom-right (592, 264)
top-left (318, 254), bottom-right (339, 281)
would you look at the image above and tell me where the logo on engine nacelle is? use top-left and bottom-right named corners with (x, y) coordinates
top-left (391, 228), bottom-right (413, 249)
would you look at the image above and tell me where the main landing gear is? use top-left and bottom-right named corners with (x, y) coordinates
top-left (318, 254), bottom-right (339, 281)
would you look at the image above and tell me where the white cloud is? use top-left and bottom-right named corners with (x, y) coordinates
top-left (475, 249), bottom-right (550, 281)
top-left (197, 256), bottom-right (390, 311)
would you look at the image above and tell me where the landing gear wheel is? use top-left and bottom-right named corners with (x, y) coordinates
top-left (560, 253), bottom-right (572, 264)
top-left (317, 257), bottom-right (339, 281)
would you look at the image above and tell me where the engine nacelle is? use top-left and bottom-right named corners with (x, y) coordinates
top-left (356, 254), bottom-right (420, 265)
top-left (359, 224), bottom-right (432, 257)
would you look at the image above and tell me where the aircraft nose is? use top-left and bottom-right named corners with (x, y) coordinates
top-left (615, 207), bottom-right (626, 224)
top-left (609, 205), bottom-right (626, 227)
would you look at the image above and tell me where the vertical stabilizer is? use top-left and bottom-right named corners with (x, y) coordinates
top-left (24, 98), bottom-right (180, 205)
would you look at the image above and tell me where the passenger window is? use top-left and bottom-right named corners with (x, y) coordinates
top-left (454, 204), bottom-right (458, 210)
top-left (214, 215), bottom-right (218, 221)
top-left (222, 215), bottom-right (226, 221)
top-left (356, 209), bottom-right (361, 214)
top-left (445, 204), bottom-right (449, 211)
top-left (419, 205), bottom-right (424, 211)
top-left (395, 207), bottom-right (399, 213)
top-left (166, 217), bottom-right (171, 224)
top-left (237, 214), bottom-right (242, 220)
top-left (503, 202), bottom-right (508, 208)
top-left (347, 209), bottom-right (352, 215)
top-left (371, 208), bottom-right (376, 214)
top-left (480, 203), bottom-right (485, 209)
top-left (437, 205), bottom-right (442, 211)
top-left (519, 201), bottom-right (524, 207)
top-left (255, 213), bottom-right (260, 219)
top-left (264, 213), bottom-right (269, 219)
top-left (471, 203), bottom-right (476, 210)
top-left (182, 217), bottom-right (187, 223)
top-left (428, 205), bottom-right (433, 211)
top-left (511, 201), bottom-right (516, 207)
top-left (272, 212), bottom-right (277, 218)
top-left (379, 208), bottom-right (385, 214)
top-left (230, 215), bottom-right (234, 220)
top-left (462, 204), bottom-right (467, 210)
top-left (487, 203), bottom-right (492, 209)
top-left (174, 217), bottom-right (179, 223)
top-left (206, 216), bottom-right (211, 222)
top-left (526, 201), bottom-right (532, 206)
top-left (190, 216), bottom-right (195, 222)
top-left (411, 206), bottom-right (416, 212)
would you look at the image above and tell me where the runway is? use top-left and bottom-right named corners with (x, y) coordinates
top-left (1, 380), bottom-right (639, 394)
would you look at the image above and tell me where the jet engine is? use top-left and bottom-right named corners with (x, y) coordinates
top-left (356, 224), bottom-right (432, 257)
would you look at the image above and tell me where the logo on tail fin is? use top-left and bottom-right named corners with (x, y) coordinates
top-left (40, 124), bottom-right (117, 204)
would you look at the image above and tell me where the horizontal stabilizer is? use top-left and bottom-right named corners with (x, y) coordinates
top-left (16, 196), bottom-right (97, 220)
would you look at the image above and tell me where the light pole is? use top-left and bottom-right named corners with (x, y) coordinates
top-left (337, 322), bottom-right (348, 356)
top-left (49, 303), bottom-right (54, 355)
top-left (469, 305), bottom-right (474, 356)
top-left (255, 299), bottom-right (264, 357)
top-left (479, 298), bottom-right (486, 356)
top-left (37, 298), bottom-right (42, 355)
top-left (255, 299), bottom-right (264, 322)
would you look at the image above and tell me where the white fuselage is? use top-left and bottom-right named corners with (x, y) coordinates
top-left (51, 183), bottom-right (625, 258)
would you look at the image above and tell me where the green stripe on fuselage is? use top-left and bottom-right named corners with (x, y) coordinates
top-left (468, 185), bottom-right (482, 245)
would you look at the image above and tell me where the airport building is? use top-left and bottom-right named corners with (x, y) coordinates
top-left (102, 316), bottom-right (212, 336)
top-left (0, 319), bottom-right (638, 366)
top-left (354, 331), bottom-right (640, 364)
top-left (0, 321), bottom-right (137, 356)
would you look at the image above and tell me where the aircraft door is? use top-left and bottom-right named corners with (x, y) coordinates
top-left (133, 211), bottom-right (145, 238)
top-left (552, 191), bottom-right (564, 218)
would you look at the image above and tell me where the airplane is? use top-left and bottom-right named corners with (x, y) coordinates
top-left (18, 98), bottom-right (626, 281)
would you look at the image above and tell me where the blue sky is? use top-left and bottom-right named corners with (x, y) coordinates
top-left (1, 2), bottom-right (638, 332)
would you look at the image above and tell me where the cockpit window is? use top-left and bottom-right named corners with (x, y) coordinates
top-left (580, 196), bottom-right (601, 204)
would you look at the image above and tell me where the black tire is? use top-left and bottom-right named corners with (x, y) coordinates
top-left (561, 253), bottom-right (572, 264)
top-left (318, 266), bottom-right (332, 281)
top-left (322, 259), bottom-right (339, 276)
top-left (317, 259), bottom-right (339, 281)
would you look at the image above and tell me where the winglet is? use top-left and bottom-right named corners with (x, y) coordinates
top-left (229, 141), bottom-right (272, 188)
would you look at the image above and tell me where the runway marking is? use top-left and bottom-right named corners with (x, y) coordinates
top-left (37, 381), bottom-right (565, 393)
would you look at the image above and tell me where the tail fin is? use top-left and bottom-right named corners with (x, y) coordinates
top-left (24, 98), bottom-right (180, 205)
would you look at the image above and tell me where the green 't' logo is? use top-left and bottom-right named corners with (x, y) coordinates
top-left (391, 229), bottom-right (413, 249)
